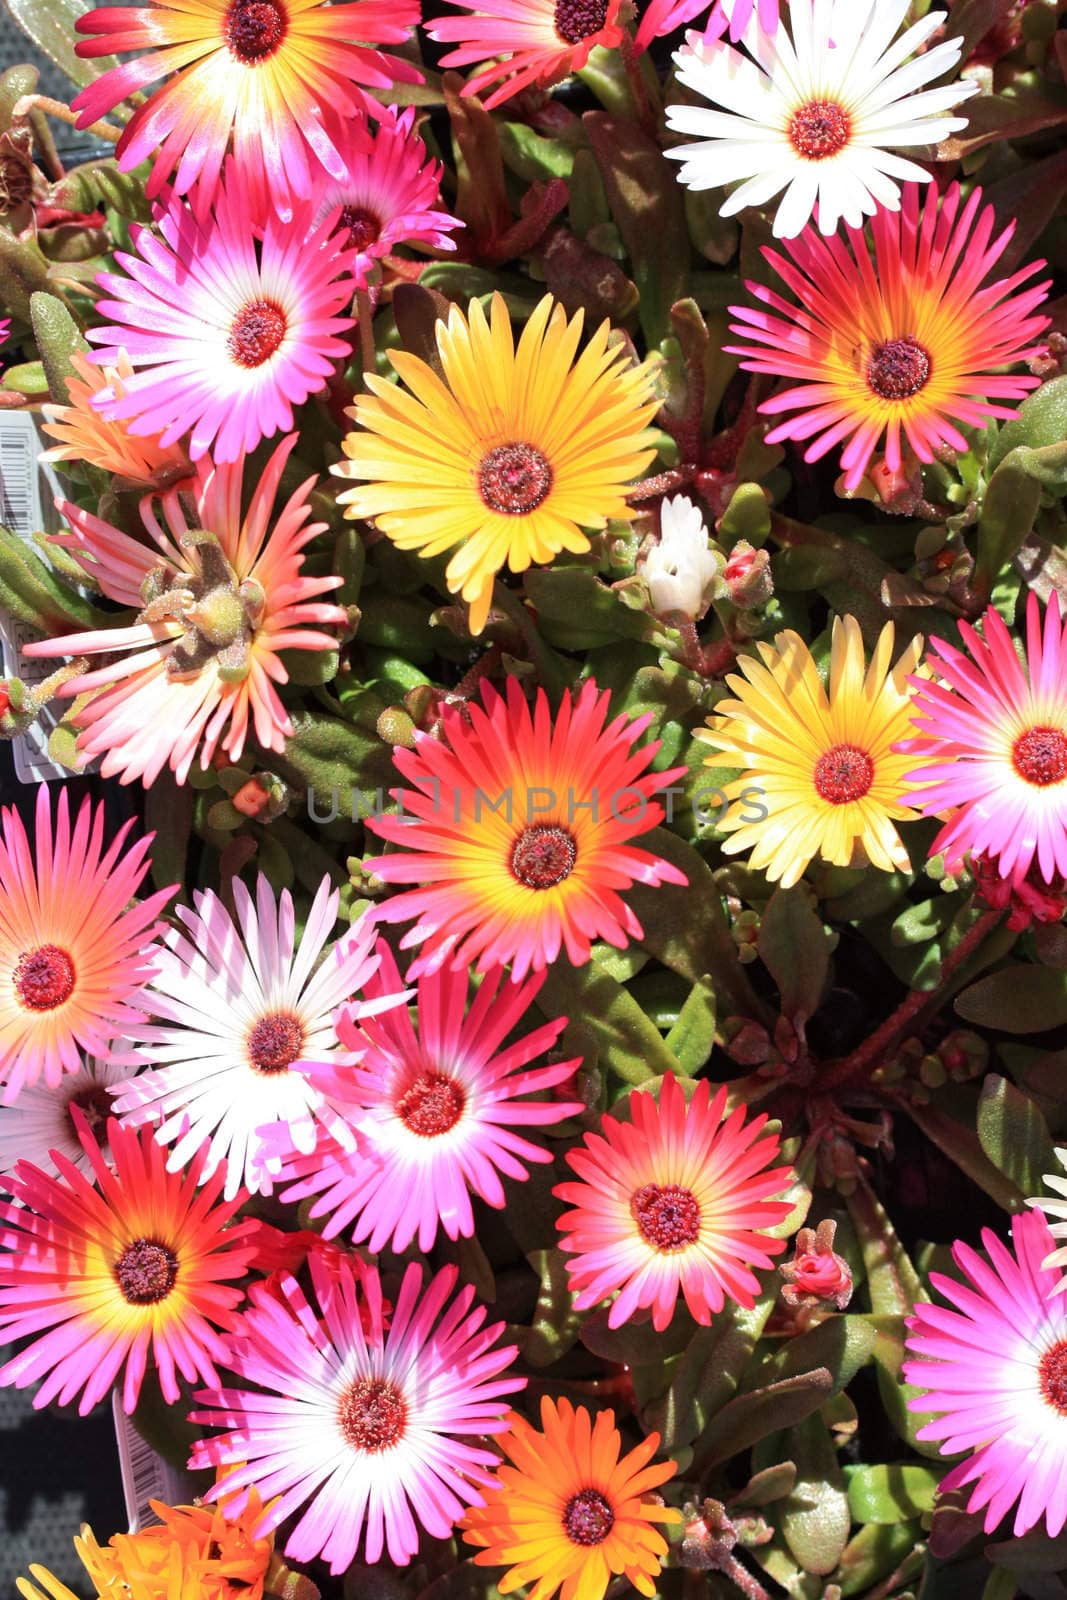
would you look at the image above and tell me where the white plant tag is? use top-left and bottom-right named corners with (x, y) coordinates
top-left (112, 1388), bottom-right (196, 1533)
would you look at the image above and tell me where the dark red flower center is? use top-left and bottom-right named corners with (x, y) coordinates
top-left (632, 1182), bottom-right (701, 1251)
top-left (562, 1488), bottom-right (616, 1545)
top-left (814, 744), bottom-right (874, 805)
top-left (554, 0), bottom-right (609, 44)
top-left (395, 1070), bottom-right (465, 1137)
top-left (338, 1377), bottom-right (408, 1451)
top-left (510, 824), bottom-right (577, 889)
top-left (247, 1011), bottom-right (305, 1073)
top-left (14, 944), bottom-right (75, 1011)
top-left (224, 0), bottom-right (286, 62)
top-left (1013, 725), bottom-right (1067, 787)
top-left (340, 205), bottom-right (382, 252)
top-left (866, 338), bottom-right (931, 401)
top-left (478, 442), bottom-right (553, 516)
top-left (67, 1083), bottom-right (113, 1138)
top-left (787, 100), bottom-right (851, 161)
top-left (228, 298), bottom-right (287, 368)
top-left (115, 1238), bottom-right (179, 1305)
top-left (1040, 1341), bottom-right (1067, 1414)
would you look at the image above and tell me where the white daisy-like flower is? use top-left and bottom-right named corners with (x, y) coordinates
top-left (1029, 1148), bottom-right (1067, 1292)
top-left (637, 494), bottom-right (720, 621)
top-left (110, 875), bottom-right (409, 1201)
top-left (665, 0), bottom-right (978, 240)
top-left (0, 1052), bottom-right (131, 1177)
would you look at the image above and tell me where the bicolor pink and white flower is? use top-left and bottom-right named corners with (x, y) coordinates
top-left (87, 182), bottom-right (355, 463)
top-left (312, 107), bottom-right (460, 288)
top-left (555, 1073), bottom-right (793, 1331)
top-left (0, 787), bottom-right (171, 1105)
top-left (111, 878), bottom-right (406, 1201)
top-left (0, 1051), bottom-right (132, 1177)
top-left (23, 435), bottom-right (346, 786)
top-left (636, 0), bottom-right (783, 55)
top-left (904, 1209), bottom-right (1067, 1538)
top-left (191, 1254), bottom-right (524, 1571)
top-left (902, 594), bottom-right (1067, 886)
top-left (276, 944), bottom-right (582, 1249)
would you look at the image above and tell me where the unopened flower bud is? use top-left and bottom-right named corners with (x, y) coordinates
top-left (376, 706), bottom-right (417, 748)
top-left (637, 494), bottom-right (720, 621)
top-left (722, 540), bottom-right (773, 609)
top-left (780, 1219), bottom-right (853, 1311)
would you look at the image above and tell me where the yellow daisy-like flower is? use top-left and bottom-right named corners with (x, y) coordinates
top-left (698, 615), bottom-right (923, 888)
top-left (332, 292), bottom-right (659, 634)
top-left (460, 1396), bottom-right (681, 1600)
top-left (40, 351), bottom-right (191, 487)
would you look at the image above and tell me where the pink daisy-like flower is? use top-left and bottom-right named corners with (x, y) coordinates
top-left (365, 678), bottom-right (688, 981)
top-left (902, 594), bottom-right (1067, 886)
top-left (311, 106), bottom-right (460, 288)
top-left (555, 1074), bottom-right (792, 1331)
top-left (903, 1209), bottom-right (1067, 1537)
top-left (428, 0), bottom-right (624, 109)
top-left (0, 1117), bottom-right (258, 1415)
top-left (110, 878), bottom-right (407, 1201)
top-left (190, 1254), bottom-right (524, 1572)
top-left (71, 0), bottom-right (421, 216)
top-left (0, 788), bottom-right (172, 1105)
top-left (86, 182), bottom-right (355, 463)
top-left (23, 435), bottom-right (346, 785)
top-left (0, 1051), bottom-right (132, 1177)
top-left (275, 942), bottom-right (583, 1250)
top-left (725, 182), bottom-right (1050, 490)
top-left (636, 0), bottom-right (781, 54)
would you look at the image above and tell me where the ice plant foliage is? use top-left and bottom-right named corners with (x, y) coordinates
top-left (904, 594), bottom-right (1067, 887)
top-left (87, 184), bottom-right (356, 463)
top-left (0, 1118), bottom-right (258, 1414)
top-left (110, 877), bottom-right (404, 1200)
top-left (904, 1209), bottom-right (1067, 1537)
top-left (460, 1396), bottom-right (682, 1600)
top-left (366, 678), bottom-right (688, 979)
top-left (726, 183), bottom-right (1051, 489)
top-left (666, 0), bottom-right (976, 240)
top-left (429, 0), bottom-right (624, 109)
top-left (24, 436), bottom-right (346, 784)
top-left (72, 0), bottom-right (421, 212)
top-left (276, 944), bottom-right (583, 1249)
top-left (555, 1074), bottom-right (792, 1330)
top-left (333, 292), bottom-right (658, 634)
top-left (0, 787), bottom-right (172, 1105)
top-left (191, 1254), bottom-right (524, 1571)
top-left (698, 616), bottom-right (923, 887)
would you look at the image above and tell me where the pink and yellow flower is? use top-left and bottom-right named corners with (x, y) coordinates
top-left (0, 787), bottom-right (172, 1106)
top-left (555, 1073), bottom-right (792, 1331)
top-left (277, 943), bottom-right (583, 1249)
top-left (87, 183), bottom-right (355, 464)
top-left (0, 1117), bottom-right (258, 1415)
top-left (72, 0), bottom-right (421, 214)
top-left (365, 678), bottom-right (688, 980)
top-left (726, 182), bottom-right (1050, 490)
top-left (23, 435), bottom-right (346, 786)
top-left (903, 594), bottom-right (1067, 886)
top-left (429, 0), bottom-right (624, 108)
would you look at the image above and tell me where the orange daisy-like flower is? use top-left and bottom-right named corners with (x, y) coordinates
top-left (461, 1396), bottom-right (681, 1600)
top-left (0, 786), bottom-right (173, 1106)
top-left (0, 1117), bottom-right (258, 1415)
top-left (71, 0), bottom-right (421, 214)
top-left (429, 0), bottom-right (624, 108)
top-left (365, 677), bottom-right (688, 980)
top-left (40, 351), bottom-right (191, 488)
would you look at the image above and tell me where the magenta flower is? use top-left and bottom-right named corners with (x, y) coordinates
top-left (903, 594), bottom-right (1067, 886)
top-left (191, 1254), bottom-right (524, 1571)
top-left (312, 106), bottom-right (460, 288)
top-left (275, 943), bottom-right (583, 1250)
top-left (87, 181), bottom-right (355, 463)
top-left (904, 1209), bottom-right (1067, 1537)
top-left (636, 0), bottom-right (782, 54)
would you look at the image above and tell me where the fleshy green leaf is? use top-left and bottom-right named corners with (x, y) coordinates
top-left (976, 1074), bottom-right (1057, 1199)
top-left (757, 886), bottom-right (831, 1022)
top-left (955, 963), bottom-right (1067, 1033)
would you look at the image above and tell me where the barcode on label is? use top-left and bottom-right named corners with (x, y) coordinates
top-left (112, 1389), bottom-right (195, 1533)
top-left (0, 412), bottom-right (93, 783)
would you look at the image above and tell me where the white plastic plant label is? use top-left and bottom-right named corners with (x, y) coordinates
top-left (112, 1389), bottom-right (196, 1534)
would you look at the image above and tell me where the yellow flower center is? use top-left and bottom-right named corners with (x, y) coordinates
top-left (14, 944), bottom-right (75, 1011)
top-left (115, 1239), bottom-right (179, 1305)
top-left (814, 744), bottom-right (874, 805)
top-left (787, 100), bottom-right (851, 161)
top-left (1013, 725), bottom-right (1067, 788)
top-left (866, 338), bottom-right (931, 401)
